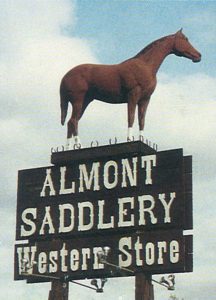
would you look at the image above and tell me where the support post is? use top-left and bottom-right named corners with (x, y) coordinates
top-left (135, 273), bottom-right (154, 300)
top-left (48, 280), bottom-right (69, 300)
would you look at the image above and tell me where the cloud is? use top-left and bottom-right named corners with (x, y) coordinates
top-left (0, 2), bottom-right (98, 299)
top-left (145, 73), bottom-right (216, 183)
top-left (0, 0), bottom-right (75, 55)
top-left (0, 0), bottom-right (98, 201)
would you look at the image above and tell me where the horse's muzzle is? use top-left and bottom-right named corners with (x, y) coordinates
top-left (193, 53), bottom-right (201, 63)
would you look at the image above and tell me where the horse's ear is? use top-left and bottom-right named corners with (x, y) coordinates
top-left (176, 28), bottom-right (183, 35)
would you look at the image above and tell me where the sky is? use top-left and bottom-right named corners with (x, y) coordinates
top-left (0, 0), bottom-right (215, 299)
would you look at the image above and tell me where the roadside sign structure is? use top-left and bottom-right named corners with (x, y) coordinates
top-left (14, 141), bottom-right (193, 299)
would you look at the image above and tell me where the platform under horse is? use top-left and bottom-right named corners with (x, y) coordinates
top-left (60, 29), bottom-right (201, 149)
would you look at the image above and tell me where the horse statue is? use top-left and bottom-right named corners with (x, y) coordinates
top-left (60, 29), bottom-right (201, 149)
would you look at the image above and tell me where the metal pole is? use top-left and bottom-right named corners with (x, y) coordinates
top-left (135, 273), bottom-right (154, 300)
top-left (48, 280), bottom-right (69, 300)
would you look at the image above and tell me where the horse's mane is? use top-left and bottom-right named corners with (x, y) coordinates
top-left (134, 35), bottom-right (172, 58)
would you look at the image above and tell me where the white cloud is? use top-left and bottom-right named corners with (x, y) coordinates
top-left (0, 2), bottom-right (98, 299)
top-left (0, 0), bottom-right (75, 55)
top-left (0, 0), bottom-right (98, 196)
top-left (145, 73), bottom-right (216, 183)
top-left (157, 78), bottom-right (214, 139)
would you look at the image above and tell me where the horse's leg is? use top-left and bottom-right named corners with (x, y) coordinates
top-left (127, 87), bottom-right (142, 141)
top-left (80, 96), bottom-right (92, 119)
top-left (138, 98), bottom-right (150, 142)
top-left (66, 98), bottom-right (83, 150)
top-left (66, 95), bottom-right (92, 150)
top-left (74, 96), bottom-right (93, 146)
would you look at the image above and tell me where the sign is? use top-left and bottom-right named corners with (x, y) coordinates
top-left (14, 142), bottom-right (193, 282)
top-left (14, 230), bottom-right (192, 282)
top-left (15, 142), bottom-right (192, 241)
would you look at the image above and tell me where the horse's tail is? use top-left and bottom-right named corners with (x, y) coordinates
top-left (60, 82), bottom-right (69, 126)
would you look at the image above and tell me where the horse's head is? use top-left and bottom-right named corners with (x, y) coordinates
top-left (172, 29), bottom-right (201, 63)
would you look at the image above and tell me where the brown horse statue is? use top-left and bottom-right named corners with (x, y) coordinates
top-left (60, 29), bottom-right (201, 149)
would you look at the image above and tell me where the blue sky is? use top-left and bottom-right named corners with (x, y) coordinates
top-left (0, 1), bottom-right (215, 300)
top-left (72, 0), bottom-right (215, 76)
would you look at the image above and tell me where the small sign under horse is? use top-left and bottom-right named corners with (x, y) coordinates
top-left (60, 29), bottom-right (201, 149)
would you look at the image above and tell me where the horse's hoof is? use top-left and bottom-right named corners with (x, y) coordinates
top-left (127, 136), bottom-right (134, 142)
top-left (74, 143), bottom-right (82, 150)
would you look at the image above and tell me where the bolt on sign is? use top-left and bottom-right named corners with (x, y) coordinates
top-left (14, 142), bottom-right (193, 282)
